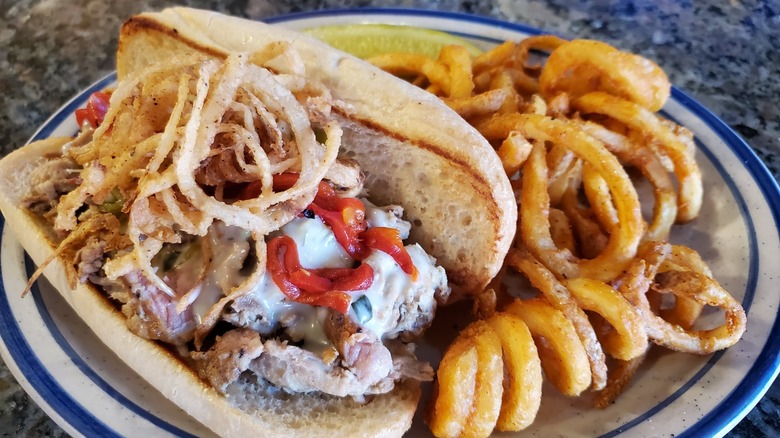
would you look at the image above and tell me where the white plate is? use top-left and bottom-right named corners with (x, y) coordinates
top-left (2, 9), bottom-right (779, 438)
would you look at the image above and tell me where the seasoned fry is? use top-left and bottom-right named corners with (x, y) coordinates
top-left (439, 45), bottom-right (474, 98)
top-left (547, 153), bottom-right (579, 207)
top-left (371, 32), bottom-right (746, 436)
top-left (579, 120), bottom-right (678, 241)
top-left (517, 141), bottom-right (577, 276)
top-left (429, 336), bottom-right (479, 438)
top-left (445, 87), bottom-right (512, 119)
top-left (462, 321), bottom-right (505, 438)
top-left (549, 207), bottom-right (576, 255)
top-left (473, 41), bottom-right (515, 75)
top-left (368, 53), bottom-right (451, 94)
top-left (563, 278), bottom-right (648, 361)
top-left (516, 35), bottom-right (568, 62)
top-left (497, 132), bottom-right (533, 176)
top-left (505, 298), bottom-right (592, 396)
top-left (574, 92), bottom-right (703, 223)
top-left (488, 72), bottom-right (522, 114)
top-left (649, 270), bottom-right (746, 354)
top-left (539, 39), bottom-right (671, 111)
top-left (582, 162), bottom-right (619, 234)
top-left (480, 113), bottom-right (643, 282)
top-left (487, 313), bottom-right (542, 431)
top-left (509, 248), bottom-right (608, 391)
top-left (559, 178), bottom-right (609, 259)
top-left (658, 245), bottom-right (710, 328)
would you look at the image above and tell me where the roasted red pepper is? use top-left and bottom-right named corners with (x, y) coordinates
top-left (267, 235), bottom-right (374, 314)
top-left (314, 264), bottom-right (375, 291)
top-left (273, 172), bottom-right (300, 192)
top-left (75, 91), bottom-right (111, 129)
top-left (257, 172), bottom-right (419, 313)
top-left (309, 203), bottom-right (367, 259)
top-left (362, 227), bottom-right (418, 280)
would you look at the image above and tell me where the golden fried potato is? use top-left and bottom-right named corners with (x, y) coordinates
top-left (439, 45), bottom-right (474, 98)
top-left (461, 320), bottom-right (504, 438)
top-left (429, 335), bottom-right (478, 438)
top-left (487, 313), bottom-right (542, 431)
top-left (562, 277), bottom-right (648, 361)
top-left (444, 87), bottom-right (512, 119)
top-left (539, 39), bottom-right (670, 111)
top-left (505, 298), bottom-right (592, 396)
top-left (497, 132), bottom-right (532, 176)
top-left (508, 248), bottom-right (608, 391)
top-left (573, 92), bottom-right (702, 223)
top-left (479, 113), bottom-right (644, 282)
top-left (549, 207), bottom-right (576, 255)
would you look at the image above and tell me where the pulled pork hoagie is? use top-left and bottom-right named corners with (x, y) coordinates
top-left (0, 7), bottom-right (516, 438)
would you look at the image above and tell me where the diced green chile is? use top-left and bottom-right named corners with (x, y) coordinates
top-left (153, 241), bottom-right (201, 273)
top-left (99, 188), bottom-right (124, 214)
top-left (351, 295), bottom-right (373, 324)
top-left (314, 127), bottom-right (328, 144)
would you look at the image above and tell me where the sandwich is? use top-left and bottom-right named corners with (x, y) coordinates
top-left (0, 7), bottom-right (516, 437)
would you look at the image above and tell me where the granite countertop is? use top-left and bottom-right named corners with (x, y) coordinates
top-left (1, 0), bottom-right (778, 436)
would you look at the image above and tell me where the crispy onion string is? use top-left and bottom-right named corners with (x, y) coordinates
top-left (59, 45), bottom-right (347, 325)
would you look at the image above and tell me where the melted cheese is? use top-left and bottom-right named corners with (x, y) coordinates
top-left (362, 198), bottom-right (411, 239)
top-left (279, 216), bottom-right (352, 269)
top-left (192, 223), bottom-right (250, 322)
top-left (357, 244), bottom-right (439, 338)
top-left (203, 204), bottom-right (443, 346)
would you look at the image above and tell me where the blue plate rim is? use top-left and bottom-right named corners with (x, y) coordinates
top-left (267, 7), bottom-right (780, 436)
top-left (0, 7), bottom-right (777, 438)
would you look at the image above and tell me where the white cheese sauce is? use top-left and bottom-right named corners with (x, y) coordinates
top-left (202, 202), bottom-right (445, 346)
top-left (278, 215), bottom-right (352, 269)
top-left (362, 198), bottom-right (411, 239)
top-left (356, 244), bottom-right (441, 339)
top-left (192, 223), bottom-right (251, 322)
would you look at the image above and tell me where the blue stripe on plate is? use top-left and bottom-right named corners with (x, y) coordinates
top-left (263, 7), bottom-right (545, 36)
top-left (670, 87), bottom-right (780, 438)
top-left (0, 216), bottom-right (120, 437)
top-left (600, 104), bottom-right (759, 438)
top-left (4, 8), bottom-right (779, 437)
top-left (24, 256), bottom-right (200, 438)
top-left (4, 76), bottom-right (196, 437)
top-left (268, 9), bottom-right (780, 436)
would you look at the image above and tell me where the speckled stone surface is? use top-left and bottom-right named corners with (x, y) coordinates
top-left (0, 0), bottom-right (778, 436)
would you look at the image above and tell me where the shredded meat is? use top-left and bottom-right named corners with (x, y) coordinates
top-left (392, 289), bottom-right (440, 343)
top-left (324, 309), bottom-right (393, 383)
top-left (386, 341), bottom-right (434, 381)
top-left (90, 274), bottom-right (130, 304)
top-left (249, 339), bottom-right (395, 397)
top-left (324, 158), bottom-right (364, 198)
top-left (195, 140), bottom-right (258, 187)
top-left (54, 163), bottom-right (106, 232)
top-left (222, 292), bottom-right (279, 335)
top-left (121, 270), bottom-right (196, 346)
top-left (191, 328), bottom-right (265, 391)
top-left (22, 156), bottom-right (81, 221)
top-left (75, 235), bottom-right (107, 283)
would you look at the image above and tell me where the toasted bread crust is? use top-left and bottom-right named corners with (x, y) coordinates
top-left (0, 8), bottom-right (517, 437)
top-left (0, 140), bottom-right (421, 438)
top-left (117, 8), bottom-right (516, 296)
